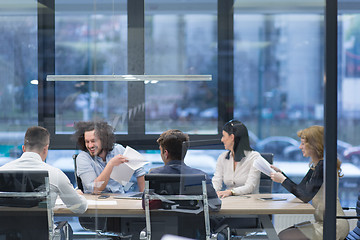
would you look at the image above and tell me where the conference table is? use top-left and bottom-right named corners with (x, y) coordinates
top-left (54, 193), bottom-right (315, 239)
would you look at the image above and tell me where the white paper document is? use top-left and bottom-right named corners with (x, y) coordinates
top-left (123, 146), bottom-right (148, 169)
top-left (253, 156), bottom-right (276, 177)
top-left (110, 146), bottom-right (149, 183)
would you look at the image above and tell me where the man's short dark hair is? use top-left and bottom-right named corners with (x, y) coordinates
top-left (24, 126), bottom-right (50, 152)
top-left (72, 121), bottom-right (115, 153)
top-left (157, 129), bottom-right (189, 160)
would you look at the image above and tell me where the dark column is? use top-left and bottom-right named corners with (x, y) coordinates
top-left (324, 0), bottom-right (338, 239)
top-left (218, 0), bottom-right (234, 131)
top-left (38, 0), bottom-right (55, 135)
top-left (127, 0), bottom-right (145, 137)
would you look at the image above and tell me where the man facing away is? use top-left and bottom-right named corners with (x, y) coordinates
top-left (0, 126), bottom-right (88, 213)
top-left (149, 129), bottom-right (221, 211)
top-left (145, 129), bottom-right (222, 239)
top-left (72, 121), bottom-right (145, 194)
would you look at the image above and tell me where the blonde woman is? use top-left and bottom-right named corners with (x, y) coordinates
top-left (270, 125), bottom-right (349, 240)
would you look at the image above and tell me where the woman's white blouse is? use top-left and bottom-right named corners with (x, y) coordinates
top-left (212, 150), bottom-right (261, 195)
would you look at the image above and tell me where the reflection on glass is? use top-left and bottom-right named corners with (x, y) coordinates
top-left (234, 13), bottom-right (324, 140)
top-left (145, 1), bottom-right (218, 134)
top-left (0, 1), bottom-right (37, 155)
top-left (54, 0), bottom-right (128, 133)
top-left (338, 14), bottom-right (360, 208)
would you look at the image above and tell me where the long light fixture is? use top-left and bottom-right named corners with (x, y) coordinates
top-left (46, 75), bottom-right (212, 82)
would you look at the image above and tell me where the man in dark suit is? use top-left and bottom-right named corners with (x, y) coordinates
top-left (149, 129), bottom-right (221, 211)
top-left (146, 129), bottom-right (222, 239)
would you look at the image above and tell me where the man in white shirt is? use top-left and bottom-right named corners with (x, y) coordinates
top-left (0, 126), bottom-right (88, 213)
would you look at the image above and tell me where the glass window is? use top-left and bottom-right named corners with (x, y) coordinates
top-left (144, 0), bottom-right (218, 134)
top-left (0, 1), bottom-right (37, 161)
top-left (234, 13), bottom-right (324, 141)
top-left (54, 0), bottom-right (128, 134)
top-left (338, 13), bottom-right (360, 207)
top-left (233, 4), bottom-right (328, 198)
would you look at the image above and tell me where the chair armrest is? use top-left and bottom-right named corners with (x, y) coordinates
top-left (139, 227), bottom-right (147, 240)
top-left (212, 224), bottom-right (230, 240)
top-left (54, 221), bottom-right (73, 240)
top-left (336, 216), bottom-right (360, 219)
top-left (55, 221), bottom-right (68, 230)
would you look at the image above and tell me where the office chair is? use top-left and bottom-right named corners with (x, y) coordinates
top-left (0, 170), bottom-right (72, 240)
top-left (141, 174), bottom-right (230, 240)
top-left (338, 191), bottom-right (360, 240)
top-left (228, 153), bottom-right (274, 239)
top-left (259, 153), bottom-right (274, 194)
top-left (72, 154), bottom-right (132, 239)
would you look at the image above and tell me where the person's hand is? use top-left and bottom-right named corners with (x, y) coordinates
top-left (109, 154), bottom-right (128, 166)
top-left (270, 165), bottom-right (281, 172)
top-left (217, 190), bottom-right (232, 198)
top-left (76, 189), bottom-right (84, 195)
top-left (270, 172), bottom-right (286, 183)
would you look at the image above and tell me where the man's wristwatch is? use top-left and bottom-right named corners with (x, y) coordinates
top-left (230, 189), bottom-right (235, 196)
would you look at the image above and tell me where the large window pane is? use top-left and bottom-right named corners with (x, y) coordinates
top-left (54, 1), bottom-right (128, 134)
top-left (338, 13), bottom-right (360, 207)
top-left (145, 1), bottom-right (218, 134)
top-left (0, 1), bottom-right (37, 160)
top-left (234, 13), bottom-right (324, 142)
top-left (233, 2), bottom-right (326, 228)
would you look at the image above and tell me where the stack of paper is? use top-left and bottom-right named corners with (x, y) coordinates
top-left (253, 156), bottom-right (276, 177)
top-left (110, 146), bottom-right (149, 184)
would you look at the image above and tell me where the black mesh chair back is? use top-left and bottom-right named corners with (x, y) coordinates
top-left (0, 170), bottom-right (51, 239)
top-left (72, 154), bottom-right (84, 191)
top-left (259, 153), bottom-right (274, 193)
top-left (142, 174), bottom-right (230, 240)
top-left (72, 154), bottom-right (131, 239)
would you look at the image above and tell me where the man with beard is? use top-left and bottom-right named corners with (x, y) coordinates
top-left (73, 121), bottom-right (145, 194)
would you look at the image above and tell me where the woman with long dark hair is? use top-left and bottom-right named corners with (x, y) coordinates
top-left (212, 120), bottom-right (262, 198)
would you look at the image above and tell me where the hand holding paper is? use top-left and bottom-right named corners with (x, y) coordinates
top-left (123, 146), bottom-right (149, 171)
top-left (253, 156), bottom-right (276, 177)
top-left (110, 146), bottom-right (149, 183)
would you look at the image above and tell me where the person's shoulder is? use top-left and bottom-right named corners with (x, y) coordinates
top-left (217, 151), bottom-right (229, 160)
top-left (43, 162), bottom-right (65, 175)
top-left (77, 151), bottom-right (91, 160)
top-left (246, 150), bottom-right (261, 158)
top-left (315, 160), bottom-right (324, 170)
top-left (77, 151), bottom-right (89, 157)
top-left (185, 166), bottom-right (209, 177)
top-left (148, 166), bottom-right (165, 174)
top-left (0, 159), bottom-right (17, 169)
top-left (112, 144), bottom-right (126, 154)
top-left (113, 143), bottom-right (125, 149)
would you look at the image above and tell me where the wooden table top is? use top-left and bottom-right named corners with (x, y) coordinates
top-left (53, 193), bottom-right (315, 217)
